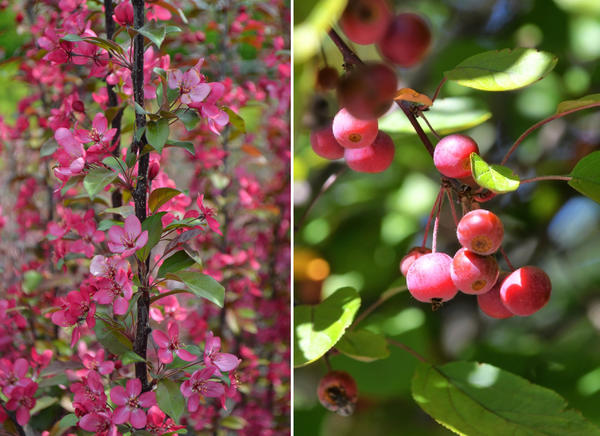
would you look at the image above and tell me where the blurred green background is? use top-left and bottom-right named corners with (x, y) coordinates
top-left (294, 0), bottom-right (600, 434)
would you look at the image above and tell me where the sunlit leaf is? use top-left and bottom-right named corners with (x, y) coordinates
top-left (149, 187), bottom-right (182, 213)
top-left (569, 151), bottom-right (600, 203)
top-left (471, 153), bottom-right (520, 193)
top-left (83, 167), bottom-right (117, 198)
top-left (556, 93), bottom-right (600, 114)
top-left (394, 88), bottom-right (433, 107)
top-left (336, 329), bottom-right (390, 362)
top-left (146, 118), bottom-right (169, 153)
top-left (165, 271), bottom-right (225, 308)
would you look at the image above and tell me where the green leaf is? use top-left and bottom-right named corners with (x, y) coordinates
top-left (134, 102), bottom-right (146, 115)
top-left (157, 250), bottom-right (197, 278)
top-left (137, 212), bottom-right (165, 261)
top-left (23, 270), bottom-right (42, 293)
top-left (57, 413), bottom-right (78, 431)
top-left (293, 0), bottom-right (347, 63)
top-left (470, 153), bottom-right (520, 193)
top-left (238, 101), bottom-right (265, 134)
top-left (101, 205), bottom-right (134, 217)
top-left (83, 167), bottom-right (117, 198)
top-left (165, 140), bottom-right (195, 155)
top-left (222, 107), bottom-right (245, 139)
top-left (60, 34), bottom-right (84, 42)
top-left (175, 108), bottom-right (199, 131)
top-left (165, 271), bottom-right (225, 308)
top-left (30, 396), bottom-right (57, 415)
top-left (82, 36), bottom-right (125, 56)
top-left (136, 22), bottom-right (167, 48)
top-left (156, 379), bottom-right (185, 423)
top-left (556, 93), bottom-right (600, 114)
top-left (94, 318), bottom-right (132, 355)
top-left (149, 187), bottom-right (182, 213)
top-left (221, 416), bottom-right (248, 430)
top-left (379, 97), bottom-right (492, 135)
top-left (569, 151), bottom-right (600, 203)
top-left (412, 361), bottom-right (600, 436)
top-left (102, 156), bottom-right (125, 174)
top-left (121, 350), bottom-right (146, 364)
top-left (444, 48), bottom-right (558, 91)
top-left (40, 139), bottom-right (58, 157)
top-left (336, 329), bottom-right (390, 362)
top-left (294, 287), bottom-right (361, 367)
top-left (146, 118), bottom-right (169, 153)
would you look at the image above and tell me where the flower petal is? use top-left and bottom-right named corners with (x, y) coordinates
top-left (130, 408), bottom-right (147, 429)
top-left (126, 378), bottom-right (142, 397)
top-left (214, 353), bottom-right (241, 372)
top-left (110, 386), bottom-right (128, 406)
top-left (158, 348), bottom-right (173, 364)
top-left (139, 391), bottom-right (156, 408)
top-left (124, 215), bottom-right (141, 240)
top-left (112, 406), bottom-right (129, 425)
top-left (176, 349), bottom-right (197, 362)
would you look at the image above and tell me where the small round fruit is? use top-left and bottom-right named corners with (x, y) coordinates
top-left (500, 266), bottom-right (552, 316)
top-left (400, 246), bottom-right (432, 276)
top-left (337, 62), bottom-right (397, 120)
top-left (310, 123), bottom-right (344, 160)
top-left (406, 252), bottom-right (458, 304)
top-left (450, 248), bottom-right (499, 295)
top-left (477, 273), bottom-right (513, 319)
top-left (377, 13), bottom-right (431, 67)
top-left (332, 108), bottom-right (378, 149)
top-left (317, 66), bottom-right (339, 90)
top-left (340, 0), bottom-right (392, 45)
top-left (344, 131), bottom-right (395, 173)
top-left (433, 134), bottom-right (479, 178)
top-left (317, 371), bottom-right (358, 416)
top-left (457, 209), bottom-right (504, 255)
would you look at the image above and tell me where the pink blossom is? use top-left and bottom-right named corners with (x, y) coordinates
top-left (54, 127), bottom-right (86, 181)
top-left (82, 349), bottom-right (114, 375)
top-left (168, 69), bottom-right (210, 106)
top-left (110, 378), bottom-right (156, 428)
top-left (107, 215), bottom-right (148, 257)
top-left (180, 367), bottom-right (224, 412)
top-left (197, 195), bottom-right (222, 236)
top-left (145, 405), bottom-right (185, 434)
top-left (75, 113), bottom-right (117, 162)
top-left (5, 379), bottom-right (37, 426)
top-left (0, 358), bottom-right (29, 396)
top-left (152, 322), bottom-right (197, 364)
top-left (71, 370), bottom-right (106, 412)
top-left (93, 269), bottom-right (133, 315)
top-left (79, 410), bottom-right (119, 436)
top-left (189, 82), bottom-right (230, 135)
top-left (204, 331), bottom-right (241, 373)
top-left (113, 1), bottom-right (133, 26)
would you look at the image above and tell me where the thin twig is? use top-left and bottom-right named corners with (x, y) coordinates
top-left (419, 111), bottom-right (441, 140)
top-left (422, 188), bottom-right (443, 249)
top-left (445, 189), bottom-right (459, 226)
top-left (431, 189), bottom-right (445, 253)
top-left (431, 77), bottom-right (447, 103)
top-left (387, 339), bottom-right (428, 363)
top-left (327, 28), bottom-right (363, 69)
top-left (396, 101), bottom-right (435, 156)
top-left (350, 286), bottom-right (407, 331)
top-left (520, 175), bottom-right (572, 184)
top-left (295, 167), bottom-right (346, 231)
top-left (500, 247), bottom-right (515, 272)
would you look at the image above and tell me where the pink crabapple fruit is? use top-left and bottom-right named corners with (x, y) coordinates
top-left (450, 247), bottom-right (499, 295)
top-left (337, 62), bottom-right (397, 120)
top-left (406, 252), bottom-right (458, 307)
top-left (433, 134), bottom-right (480, 179)
top-left (332, 108), bottom-right (378, 149)
top-left (456, 209), bottom-right (504, 256)
top-left (310, 122), bottom-right (345, 160)
top-left (500, 266), bottom-right (552, 316)
top-left (344, 131), bottom-right (395, 173)
top-left (377, 13), bottom-right (432, 67)
top-left (400, 246), bottom-right (432, 277)
top-left (317, 371), bottom-right (358, 416)
top-left (477, 272), bottom-right (513, 319)
top-left (339, 0), bottom-right (392, 45)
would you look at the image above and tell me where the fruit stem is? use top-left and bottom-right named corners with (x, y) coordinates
top-left (327, 28), bottom-right (364, 70)
top-left (396, 101), bottom-right (435, 156)
top-left (445, 189), bottom-right (459, 227)
top-left (520, 175), bottom-right (572, 184)
top-left (431, 190), bottom-right (445, 253)
top-left (419, 111), bottom-right (441, 140)
top-left (295, 167), bottom-right (347, 231)
top-left (350, 286), bottom-right (407, 331)
top-left (387, 339), bottom-right (429, 363)
top-left (431, 77), bottom-right (447, 103)
top-left (422, 188), bottom-right (443, 249)
top-left (500, 246), bottom-right (515, 272)
top-left (500, 102), bottom-right (600, 165)
top-left (324, 353), bottom-right (333, 371)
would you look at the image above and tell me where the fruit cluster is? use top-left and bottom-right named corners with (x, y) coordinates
top-left (310, 0), bottom-right (432, 173)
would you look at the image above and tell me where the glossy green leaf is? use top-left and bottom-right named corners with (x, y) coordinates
top-left (165, 140), bottom-right (195, 155)
top-left (137, 212), bottom-right (166, 261)
top-left (136, 23), bottom-right (167, 48)
top-left (379, 97), bottom-right (492, 135)
top-left (60, 34), bottom-right (84, 42)
top-left (556, 93), bottom-right (600, 114)
top-left (57, 413), bottom-right (78, 432)
top-left (166, 271), bottom-right (225, 308)
top-left (102, 156), bottom-right (125, 174)
top-left (157, 250), bottom-right (197, 278)
top-left (294, 0), bottom-right (347, 63)
top-left (146, 118), bottom-right (169, 153)
top-left (175, 108), bottom-right (199, 131)
top-left (221, 416), bottom-right (248, 430)
top-left (149, 187), bottom-right (182, 213)
top-left (412, 361), bottom-right (600, 436)
top-left (444, 48), bottom-right (558, 91)
top-left (569, 151), bottom-right (600, 203)
top-left (222, 107), bottom-right (245, 140)
top-left (94, 318), bottom-right (132, 355)
top-left (83, 167), bottom-right (117, 198)
top-left (156, 379), bottom-right (185, 423)
top-left (23, 270), bottom-right (42, 293)
top-left (83, 36), bottom-right (125, 56)
top-left (294, 287), bottom-right (361, 367)
top-left (40, 138), bottom-right (58, 157)
top-left (336, 329), bottom-right (390, 362)
top-left (470, 153), bottom-right (520, 193)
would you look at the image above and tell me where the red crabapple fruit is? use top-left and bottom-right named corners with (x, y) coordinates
top-left (337, 62), bottom-right (397, 120)
top-left (344, 131), bottom-right (395, 173)
top-left (340, 0), bottom-right (392, 45)
top-left (310, 123), bottom-right (345, 160)
top-left (450, 248), bottom-right (499, 295)
top-left (477, 273), bottom-right (513, 319)
top-left (377, 13), bottom-right (432, 67)
top-left (433, 134), bottom-right (479, 178)
top-left (400, 246), bottom-right (432, 276)
top-left (317, 371), bottom-right (358, 416)
top-left (500, 266), bottom-right (552, 316)
top-left (317, 66), bottom-right (339, 91)
top-left (332, 108), bottom-right (378, 149)
top-left (457, 209), bottom-right (504, 255)
top-left (406, 252), bottom-right (458, 305)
